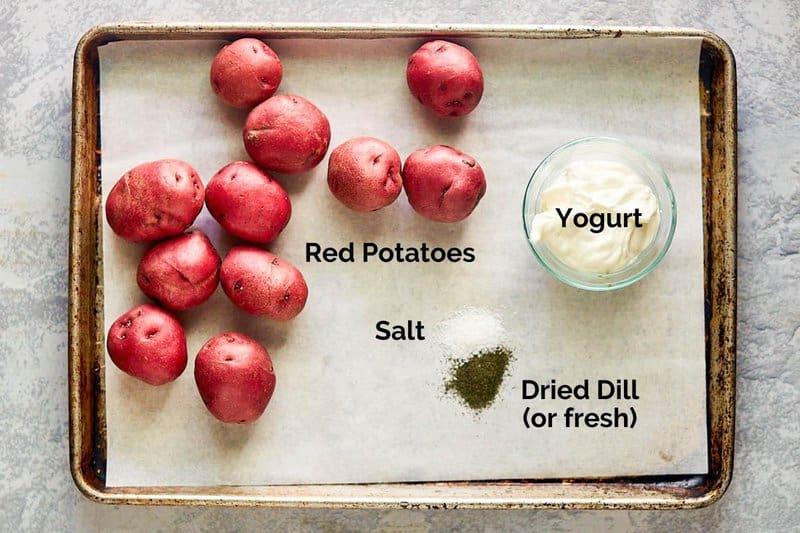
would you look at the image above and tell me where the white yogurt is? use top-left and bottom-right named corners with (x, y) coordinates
top-left (529, 160), bottom-right (660, 274)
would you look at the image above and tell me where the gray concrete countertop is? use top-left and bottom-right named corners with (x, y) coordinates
top-left (1, 1), bottom-right (797, 531)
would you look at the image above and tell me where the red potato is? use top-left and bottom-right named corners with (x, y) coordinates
top-left (205, 161), bottom-right (291, 243)
top-left (106, 304), bottom-right (187, 386)
top-left (243, 94), bottom-right (331, 174)
top-left (136, 231), bottom-right (221, 311)
top-left (402, 145), bottom-right (486, 223)
top-left (194, 332), bottom-right (276, 424)
top-left (105, 159), bottom-right (204, 242)
top-left (406, 40), bottom-right (484, 118)
top-left (210, 38), bottom-right (283, 108)
top-left (327, 137), bottom-right (403, 212)
top-left (220, 246), bottom-right (308, 321)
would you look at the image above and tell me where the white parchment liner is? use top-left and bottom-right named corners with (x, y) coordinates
top-left (100, 36), bottom-right (706, 486)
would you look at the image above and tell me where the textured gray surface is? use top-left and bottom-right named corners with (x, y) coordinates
top-left (0, 0), bottom-right (797, 531)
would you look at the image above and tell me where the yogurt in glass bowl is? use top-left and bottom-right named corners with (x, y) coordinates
top-left (522, 137), bottom-right (677, 291)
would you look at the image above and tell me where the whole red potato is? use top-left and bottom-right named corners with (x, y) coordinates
top-left (220, 246), bottom-right (308, 321)
top-left (137, 231), bottom-right (221, 311)
top-left (210, 38), bottom-right (283, 108)
top-left (194, 332), bottom-right (276, 424)
top-left (205, 161), bottom-right (291, 243)
top-left (406, 40), bottom-right (484, 118)
top-left (327, 137), bottom-right (402, 212)
top-left (106, 304), bottom-right (187, 386)
top-left (402, 145), bottom-right (486, 223)
top-left (243, 94), bottom-right (331, 174)
top-left (105, 159), bottom-right (204, 242)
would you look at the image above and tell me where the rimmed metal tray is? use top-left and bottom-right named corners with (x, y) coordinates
top-left (69, 22), bottom-right (736, 509)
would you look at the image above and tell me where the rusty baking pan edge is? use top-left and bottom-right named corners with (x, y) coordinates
top-left (68, 23), bottom-right (736, 509)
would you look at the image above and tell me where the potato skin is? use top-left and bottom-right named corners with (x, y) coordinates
top-left (327, 137), bottom-right (403, 212)
top-left (194, 332), bottom-right (276, 424)
top-left (406, 40), bottom-right (484, 118)
top-left (243, 94), bottom-right (331, 174)
top-left (205, 161), bottom-right (291, 243)
top-left (402, 145), bottom-right (486, 223)
top-left (136, 231), bottom-right (221, 311)
top-left (220, 246), bottom-right (308, 321)
top-left (106, 304), bottom-right (187, 386)
top-left (210, 38), bottom-right (283, 109)
top-left (105, 159), bottom-right (204, 242)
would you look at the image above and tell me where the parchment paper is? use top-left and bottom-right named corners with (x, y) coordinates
top-left (100, 35), bottom-right (706, 486)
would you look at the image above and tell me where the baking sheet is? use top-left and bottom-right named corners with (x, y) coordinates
top-left (99, 35), bottom-right (707, 486)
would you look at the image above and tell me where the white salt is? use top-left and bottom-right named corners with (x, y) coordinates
top-left (432, 307), bottom-right (508, 358)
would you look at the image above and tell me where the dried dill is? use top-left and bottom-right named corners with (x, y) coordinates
top-left (445, 346), bottom-right (512, 410)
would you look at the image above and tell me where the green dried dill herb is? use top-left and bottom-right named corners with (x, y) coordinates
top-left (445, 346), bottom-right (512, 410)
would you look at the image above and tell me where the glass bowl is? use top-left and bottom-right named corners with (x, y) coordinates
top-left (522, 137), bottom-right (677, 291)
